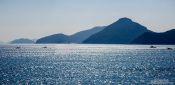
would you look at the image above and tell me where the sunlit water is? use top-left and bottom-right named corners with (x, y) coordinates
top-left (0, 44), bottom-right (175, 85)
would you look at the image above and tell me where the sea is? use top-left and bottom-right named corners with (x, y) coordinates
top-left (0, 44), bottom-right (175, 85)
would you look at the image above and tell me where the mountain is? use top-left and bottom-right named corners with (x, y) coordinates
top-left (83, 18), bottom-right (149, 44)
top-left (36, 34), bottom-right (69, 43)
top-left (10, 38), bottom-right (35, 44)
top-left (69, 26), bottom-right (106, 43)
top-left (35, 17), bottom-right (175, 44)
top-left (131, 29), bottom-right (175, 44)
top-left (36, 26), bottom-right (105, 44)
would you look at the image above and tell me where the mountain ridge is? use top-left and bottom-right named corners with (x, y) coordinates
top-left (83, 17), bottom-right (149, 44)
top-left (34, 17), bottom-right (175, 44)
top-left (36, 26), bottom-right (105, 44)
top-left (131, 29), bottom-right (175, 44)
top-left (10, 38), bottom-right (35, 44)
top-left (36, 33), bottom-right (69, 43)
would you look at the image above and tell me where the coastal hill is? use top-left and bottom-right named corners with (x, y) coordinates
top-left (69, 26), bottom-right (106, 43)
top-left (83, 18), bottom-right (149, 44)
top-left (10, 38), bottom-right (35, 44)
top-left (131, 29), bottom-right (175, 44)
top-left (36, 26), bottom-right (105, 44)
top-left (36, 34), bottom-right (69, 44)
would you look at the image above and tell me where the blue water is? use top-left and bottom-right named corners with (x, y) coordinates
top-left (0, 44), bottom-right (175, 85)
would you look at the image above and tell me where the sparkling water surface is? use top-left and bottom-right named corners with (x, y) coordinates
top-left (0, 44), bottom-right (175, 85)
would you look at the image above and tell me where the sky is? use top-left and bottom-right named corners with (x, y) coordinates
top-left (0, 0), bottom-right (175, 42)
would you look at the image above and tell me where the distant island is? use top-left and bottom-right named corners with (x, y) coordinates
top-left (10, 17), bottom-right (175, 44)
top-left (10, 38), bottom-right (35, 44)
top-left (0, 41), bottom-right (5, 44)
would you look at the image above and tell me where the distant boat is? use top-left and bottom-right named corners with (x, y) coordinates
top-left (43, 46), bottom-right (47, 48)
top-left (150, 45), bottom-right (156, 48)
top-left (167, 48), bottom-right (173, 50)
top-left (16, 46), bottom-right (21, 49)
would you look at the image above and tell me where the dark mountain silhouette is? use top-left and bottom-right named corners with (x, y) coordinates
top-left (83, 18), bottom-right (149, 44)
top-left (69, 26), bottom-right (106, 43)
top-left (35, 17), bottom-right (175, 44)
top-left (36, 26), bottom-right (105, 44)
top-left (36, 34), bottom-right (69, 43)
top-left (131, 29), bottom-right (175, 44)
top-left (10, 38), bottom-right (35, 44)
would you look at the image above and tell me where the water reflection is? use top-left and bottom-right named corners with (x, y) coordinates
top-left (0, 44), bottom-right (175, 84)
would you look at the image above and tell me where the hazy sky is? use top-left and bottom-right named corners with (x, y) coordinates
top-left (0, 0), bottom-right (175, 42)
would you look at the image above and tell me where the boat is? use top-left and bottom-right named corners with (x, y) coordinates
top-left (167, 47), bottom-right (173, 50)
top-left (16, 46), bottom-right (21, 49)
top-left (150, 45), bottom-right (156, 48)
top-left (43, 46), bottom-right (47, 48)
